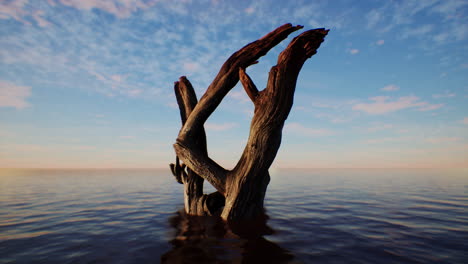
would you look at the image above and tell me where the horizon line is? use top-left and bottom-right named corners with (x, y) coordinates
top-left (1, 167), bottom-right (466, 170)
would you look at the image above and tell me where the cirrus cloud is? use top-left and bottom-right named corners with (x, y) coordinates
top-left (0, 80), bottom-right (32, 109)
top-left (353, 96), bottom-right (443, 115)
top-left (381, 84), bottom-right (399, 92)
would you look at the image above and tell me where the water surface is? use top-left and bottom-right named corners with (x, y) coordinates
top-left (0, 168), bottom-right (466, 263)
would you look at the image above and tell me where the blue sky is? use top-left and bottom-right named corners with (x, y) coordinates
top-left (0, 0), bottom-right (467, 168)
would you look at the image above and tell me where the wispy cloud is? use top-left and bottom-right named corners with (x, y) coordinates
top-left (381, 84), bottom-right (400, 92)
top-left (432, 91), bottom-right (456, 98)
top-left (205, 122), bottom-right (238, 131)
top-left (401, 24), bottom-right (434, 39)
top-left (426, 137), bottom-right (461, 144)
top-left (285, 122), bottom-right (334, 137)
top-left (244, 6), bottom-right (255, 14)
top-left (348, 48), bottom-right (359, 55)
top-left (367, 123), bottom-right (393, 132)
top-left (314, 113), bottom-right (352, 124)
top-left (365, 0), bottom-right (467, 46)
top-left (353, 96), bottom-right (442, 114)
top-left (0, 0), bottom-right (50, 27)
top-left (417, 103), bottom-right (443, 111)
top-left (365, 137), bottom-right (411, 144)
top-left (366, 9), bottom-right (382, 29)
top-left (55, 0), bottom-right (157, 18)
top-left (0, 80), bottom-right (31, 109)
top-left (376, 39), bottom-right (385, 45)
top-left (228, 90), bottom-right (250, 103)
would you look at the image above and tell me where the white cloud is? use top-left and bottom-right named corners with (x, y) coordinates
top-left (381, 84), bottom-right (400, 92)
top-left (349, 49), bottom-right (359, 55)
top-left (228, 90), bottom-right (250, 103)
top-left (353, 96), bottom-right (442, 114)
top-left (376, 39), bottom-right (385, 45)
top-left (0, 80), bottom-right (31, 109)
top-left (401, 24), bottom-right (433, 39)
top-left (417, 103), bottom-right (443, 111)
top-left (432, 91), bottom-right (455, 98)
top-left (366, 9), bottom-right (382, 29)
top-left (56, 0), bottom-right (156, 18)
top-left (205, 122), bottom-right (237, 131)
top-left (285, 122), bottom-right (333, 137)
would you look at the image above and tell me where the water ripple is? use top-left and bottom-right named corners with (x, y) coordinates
top-left (1, 169), bottom-right (467, 263)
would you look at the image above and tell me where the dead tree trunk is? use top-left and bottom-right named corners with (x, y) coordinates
top-left (170, 23), bottom-right (328, 222)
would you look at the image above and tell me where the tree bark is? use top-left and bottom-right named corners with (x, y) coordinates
top-left (170, 23), bottom-right (328, 222)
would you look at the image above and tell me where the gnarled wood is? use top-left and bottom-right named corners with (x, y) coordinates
top-left (177, 24), bottom-right (304, 145)
top-left (171, 77), bottom-right (224, 215)
top-left (239, 67), bottom-right (259, 103)
top-left (171, 23), bottom-right (328, 222)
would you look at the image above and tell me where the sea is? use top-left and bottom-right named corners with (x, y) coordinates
top-left (0, 168), bottom-right (466, 264)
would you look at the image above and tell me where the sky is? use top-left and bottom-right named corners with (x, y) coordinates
top-left (0, 0), bottom-right (467, 169)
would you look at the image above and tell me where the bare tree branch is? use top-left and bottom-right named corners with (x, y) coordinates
top-left (177, 23), bottom-right (304, 144)
top-left (239, 67), bottom-right (259, 103)
top-left (174, 141), bottom-right (227, 195)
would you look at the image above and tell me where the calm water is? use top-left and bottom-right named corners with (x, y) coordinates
top-left (0, 168), bottom-right (467, 263)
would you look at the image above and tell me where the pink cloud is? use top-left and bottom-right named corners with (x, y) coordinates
top-left (57, 0), bottom-right (157, 18)
top-left (461, 117), bottom-right (468, 125)
top-left (353, 96), bottom-right (442, 114)
top-left (244, 7), bottom-right (255, 14)
top-left (349, 49), bottom-right (359, 55)
top-left (381, 84), bottom-right (399, 92)
top-left (0, 0), bottom-right (50, 27)
top-left (376, 39), bottom-right (385, 45)
top-left (0, 80), bottom-right (31, 109)
top-left (182, 62), bottom-right (200, 73)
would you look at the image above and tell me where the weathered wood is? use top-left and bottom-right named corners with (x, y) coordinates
top-left (239, 67), bottom-right (259, 103)
top-left (171, 24), bottom-right (328, 222)
top-left (172, 77), bottom-right (224, 215)
top-left (177, 23), bottom-right (304, 145)
top-left (222, 28), bottom-right (329, 221)
top-left (174, 141), bottom-right (227, 195)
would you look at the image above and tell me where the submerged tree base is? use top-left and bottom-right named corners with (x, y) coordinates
top-left (161, 211), bottom-right (294, 264)
top-left (170, 23), bottom-right (328, 222)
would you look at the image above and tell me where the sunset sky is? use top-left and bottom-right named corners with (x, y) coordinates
top-left (1, 0), bottom-right (467, 168)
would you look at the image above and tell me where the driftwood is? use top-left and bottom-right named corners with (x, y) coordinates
top-left (170, 23), bottom-right (328, 222)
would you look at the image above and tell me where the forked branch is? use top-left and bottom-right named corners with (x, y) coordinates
top-left (174, 141), bottom-right (227, 195)
top-left (239, 67), bottom-right (259, 103)
top-left (177, 23), bottom-right (304, 143)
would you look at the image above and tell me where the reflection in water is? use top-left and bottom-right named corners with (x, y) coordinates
top-left (1, 169), bottom-right (466, 263)
top-left (161, 211), bottom-right (297, 264)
